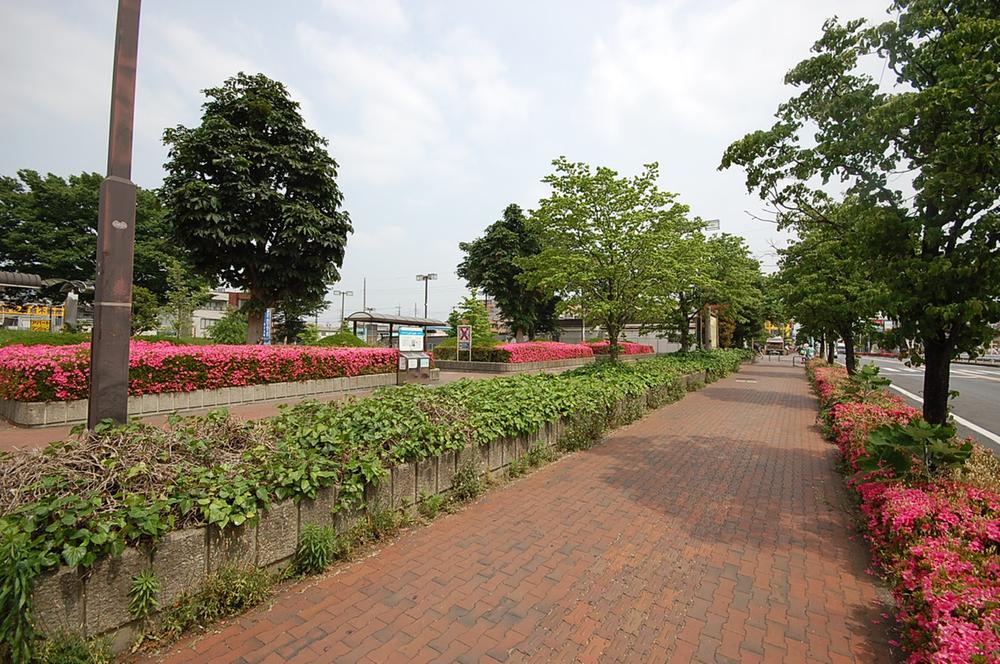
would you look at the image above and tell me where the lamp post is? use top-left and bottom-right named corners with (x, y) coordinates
top-left (332, 289), bottom-right (353, 328)
top-left (415, 273), bottom-right (437, 318)
top-left (88, 0), bottom-right (142, 429)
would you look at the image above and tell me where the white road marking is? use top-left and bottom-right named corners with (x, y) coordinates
top-left (887, 384), bottom-right (1000, 446)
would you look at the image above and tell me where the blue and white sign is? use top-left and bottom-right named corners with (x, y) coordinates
top-left (398, 326), bottom-right (425, 352)
top-left (262, 308), bottom-right (272, 345)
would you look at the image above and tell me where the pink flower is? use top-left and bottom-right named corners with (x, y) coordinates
top-left (0, 341), bottom-right (399, 402)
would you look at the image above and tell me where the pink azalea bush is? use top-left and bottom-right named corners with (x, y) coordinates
top-left (807, 360), bottom-right (1000, 663)
top-left (585, 341), bottom-right (655, 355)
top-left (0, 341), bottom-right (399, 402)
top-left (495, 341), bottom-right (594, 363)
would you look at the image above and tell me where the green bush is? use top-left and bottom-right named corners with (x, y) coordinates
top-left (432, 343), bottom-right (508, 362)
top-left (315, 330), bottom-right (369, 347)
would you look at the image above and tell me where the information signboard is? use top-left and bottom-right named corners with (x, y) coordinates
top-left (398, 326), bottom-right (425, 352)
top-left (262, 308), bottom-right (272, 345)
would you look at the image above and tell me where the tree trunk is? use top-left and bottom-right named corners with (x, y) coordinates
top-left (826, 334), bottom-right (835, 364)
top-left (679, 317), bottom-right (692, 352)
top-left (841, 331), bottom-right (857, 375)
top-left (607, 323), bottom-right (621, 362)
top-left (246, 309), bottom-right (264, 344)
top-left (819, 335), bottom-right (826, 360)
top-left (922, 336), bottom-right (952, 425)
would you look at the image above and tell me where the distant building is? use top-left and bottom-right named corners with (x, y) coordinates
top-left (189, 290), bottom-right (250, 338)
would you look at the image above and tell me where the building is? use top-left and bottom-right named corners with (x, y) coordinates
top-left (189, 290), bottom-right (250, 338)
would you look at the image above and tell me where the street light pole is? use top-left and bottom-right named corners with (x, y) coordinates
top-left (88, 0), bottom-right (141, 429)
top-left (415, 273), bottom-right (437, 318)
top-left (332, 289), bottom-right (353, 328)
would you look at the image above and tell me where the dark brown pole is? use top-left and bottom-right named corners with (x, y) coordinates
top-left (88, 0), bottom-right (141, 428)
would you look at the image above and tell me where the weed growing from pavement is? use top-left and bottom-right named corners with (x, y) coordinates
top-left (418, 492), bottom-right (446, 520)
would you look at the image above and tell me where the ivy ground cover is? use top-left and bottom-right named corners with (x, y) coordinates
top-left (0, 341), bottom-right (398, 402)
top-left (808, 360), bottom-right (1000, 663)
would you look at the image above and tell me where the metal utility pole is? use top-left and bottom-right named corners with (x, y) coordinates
top-left (362, 277), bottom-right (366, 310)
top-left (415, 273), bottom-right (437, 318)
top-left (88, 0), bottom-right (141, 429)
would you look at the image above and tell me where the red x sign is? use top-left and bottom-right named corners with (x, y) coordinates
top-left (458, 326), bottom-right (471, 341)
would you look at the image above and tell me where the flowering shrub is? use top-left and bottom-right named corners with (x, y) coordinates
top-left (807, 362), bottom-right (1000, 662)
top-left (495, 341), bottom-right (594, 363)
top-left (585, 341), bottom-right (655, 355)
top-left (830, 401), bottom-right (921, 471)
top-left (0, 342), bottom-right (399, 402)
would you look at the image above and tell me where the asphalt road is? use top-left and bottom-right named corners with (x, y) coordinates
top-left (861, 356), bottom-right (1000, 455)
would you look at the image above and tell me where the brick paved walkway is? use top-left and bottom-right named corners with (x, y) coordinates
top-left (140, 362), bottom-right (891, 664)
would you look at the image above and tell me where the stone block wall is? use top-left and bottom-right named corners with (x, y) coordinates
top-left (0, 373), bottom-right (397, 427)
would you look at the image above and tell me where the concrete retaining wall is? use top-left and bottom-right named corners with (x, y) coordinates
top-left (0, 372), bottom-right (398, 427)
top-left (29, 369), bottom-right (709, 652)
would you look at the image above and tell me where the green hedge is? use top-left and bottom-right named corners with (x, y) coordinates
top-left (0, 329), bottom-right (216, 348)
top-left (0, 349), bottom-right (749, 660)
top-left (432, 345), bottom-right (510, 362)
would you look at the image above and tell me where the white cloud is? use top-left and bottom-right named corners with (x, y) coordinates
top-left (584, 0), bottom-right (885, 139)
top-left (321, 0), bottom-right (409, 33)
top-left (295, 22), bottom-right (534, 185)
top-left (0, 3), bottom-right (110, 129)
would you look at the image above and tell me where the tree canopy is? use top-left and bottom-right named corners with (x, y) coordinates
top-left (162, 72), bottom-right (352, 343)
top-left (446, 296), bottom-right (494, 346)
top-left (0, 170), bottom-right (190, 300)
top-left (721, 0), bottom-right (1000, 423)
top-left (520, 158), bottom-right (697, 360)
top-left (653, 232), bottom-right (762, 351)
top-left (457, 204), bottom-right (559, 340)
top-left (775, 202), bottom-right (880, 373)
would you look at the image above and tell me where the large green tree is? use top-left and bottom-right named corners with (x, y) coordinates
top-left (0, 170), bottom-right (187, 299)
top-left (655, 233), bottom-right (762, 351)
top-left (162, 72), bottom-right (352, 343)
top-left (457, 204), bottom-right (559, 340)
top-left (721, 0), bottom-right (999, 423)
top-left (520, 158), bottom-right (696, 361)
top-left (775, 203), bottom-right (881, 374)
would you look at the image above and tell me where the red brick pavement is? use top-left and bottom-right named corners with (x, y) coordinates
top-left (138, 362), bottom-right (892, 663)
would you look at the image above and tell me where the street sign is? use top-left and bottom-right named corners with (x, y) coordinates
top-left (262, 308), bottom-right (272, 345)
top-left (399, 326), bottom-right (425, 352)
top-left (458, 325), bottom-right (472, 352)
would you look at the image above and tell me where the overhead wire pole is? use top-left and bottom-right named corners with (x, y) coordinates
top-left (88, 0), bottom-right (142, 429)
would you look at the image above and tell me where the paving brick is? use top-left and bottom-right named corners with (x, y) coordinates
top-left (138, 362), bottom-right (891, 664)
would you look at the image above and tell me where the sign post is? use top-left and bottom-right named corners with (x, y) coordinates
top-left (458, 324), bottom-right (472, 361)
top-left (262, 308), bottom-right (272, 345)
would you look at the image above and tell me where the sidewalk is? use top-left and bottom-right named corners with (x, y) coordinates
top-left (0, 369), bottom-right (567, 452)
top-left (137, 362), bottom-right (891, 663)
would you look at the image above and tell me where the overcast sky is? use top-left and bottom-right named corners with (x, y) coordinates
top-left (1, 0), bottom-right (890, 324)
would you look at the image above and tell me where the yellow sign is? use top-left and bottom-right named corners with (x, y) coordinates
top-left (0, 305), bottom-right (64, 317)
top-left (30, 320), bottom-right (51, 331)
